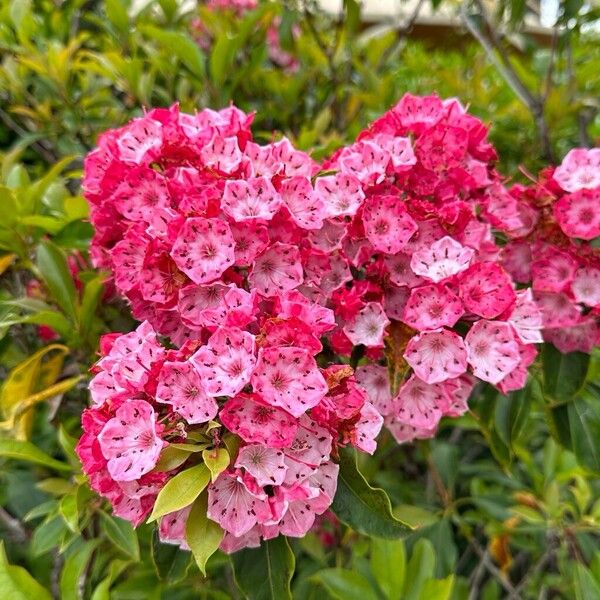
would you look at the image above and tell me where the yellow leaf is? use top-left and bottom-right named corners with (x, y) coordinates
top-left (0, 253), bottom-right (16, 276)
top-left (0, 344), bottom-right (69, 440)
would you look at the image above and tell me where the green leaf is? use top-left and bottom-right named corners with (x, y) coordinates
top-left (568, 389), bottom-right (600, 474)
top-left (59, 492), bottom-right (79, 533)
top-left (153, 446), bottom-right (192, 472)
top-left (98, 511), bottom-right (140, 561)
top-left (311, 568), bottom-right (378, 600)
top-left (232, 537), bottom-right (295, 600)
top-left (574, 563), bottom-right (600, 600)
top-left (371, 538), bottom-right (406, 598)
top-left (36, 240), bottom-right (79, 322)
top-left (148, 463), bottom-right (210, 522)
top-left (60, 540), bottom-right (98, 600)
top-left (0, 438), bottom-right (71, 471)
top-left (105, 0), bottom-right (129, 32)
top-left (0, 541), bottom-right (53, 600)
top-left (31, 516), bottom-right (68, 556)
top-left (185, 492), bottom-right (224, 576)
top-left (210, 34), bottom-right (237, 88)
top-left (542, 345), bottom-right (589, 403)
top-left (151, 530), bottom-right (192, 584)
top-left (420, 575), bottom-right (454, 600)
top-left (202, 447), bottom-right (230, 482)
top-left (78, 274), bottom-right (104, 343)
top-left (403, 539), bottom-right (436, 600)
top-left (331, 449), bottom-right (411, 539)
top-left (142, 26), bottom-right (205, 79)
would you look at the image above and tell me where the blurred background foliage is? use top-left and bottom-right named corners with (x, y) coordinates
top-left (0, 0), bottom-right (599, 598)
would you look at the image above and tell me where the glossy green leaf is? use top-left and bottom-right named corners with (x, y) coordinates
top-left (142, 27), bottom-right (205, 79)
top-left (568, 389), bottom-right (600, 474)
top-left (148, 463), bottom-right (210, 522)
top-left (202, 447), bottom-right (230, 483)
top-left (403, 539), bottom-right (436, 600)
top-left (331, 449), bottom-right (411, 539)
top-left (98, 511), bottom-right (140, 561)
top-left (542, 345), bottom-right (589, 404)
top-left (370, 538), bottom-right (406, 598)
top-left (0, 438), bottom-right (71, 471)
top-left (36, 240), bottom-right (78, 322)
top-left (60, 539), bottom-right (98, 600)
top-left (185, 492), bottom-right (224, 576)
top-left (311, 568), bottom-right (378, 600)
top-left (232, 537), bottom-right (295, 600)
top-left (420, 575), bottom-right (454, 600)
top-left (0, 541), bottom-right (52, 600)
top-left (151, 530), bottom-right (192, 584)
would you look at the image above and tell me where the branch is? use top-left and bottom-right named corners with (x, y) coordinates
top-left (460, 1), bottom-right (555, 162)
top-left (0, 506), bottom-right (28, 543)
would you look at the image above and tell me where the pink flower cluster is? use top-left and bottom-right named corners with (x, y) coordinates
top-left (78, 95), bottom-right (599, 551)
top-left (491, 148), bottom-right (600, 353)
top-left (79, 103), bottom-right (382, 551)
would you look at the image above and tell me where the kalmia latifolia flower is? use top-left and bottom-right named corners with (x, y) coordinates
top-left (78, 96), bottom-right (598, 554)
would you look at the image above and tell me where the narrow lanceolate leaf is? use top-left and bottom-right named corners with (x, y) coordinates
top-left (36, 240), bottom-right (79, 322)
top-left (59, 539), bottom-right (99, 600)
top-left (0, 541), bottom-right (53, 600)
top-left (0, 439), bottom-right (72, 471)
top-left (370, 538), bottom-right (406, 599)
top-left (148, 463), bottom-right (210, 522)
top-left (232, 536), bottom-right (295, 600)
top-left (311, 569), bottom-right (378, 600)
top-left (185, 493), bottom-right (224, 576)
top-left (331, 448), bottom-right (411, 539)
top-left (542, 344), bottom-right (589, 404)
top-left (98, 511), bottom-right (140, 561)
top-left (567, 386), bottom-right (600, 474)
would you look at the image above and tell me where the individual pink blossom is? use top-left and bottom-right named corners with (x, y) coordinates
top-left (355, 365), bottom-right (393, 416)
top-left (222, 177), bottom-right (282, 221)
top-left (553, 189), bottom-right (600, 240)
top-left (200, 134), bottom-right (243, 173)
top-left (552, 148), bottom-right (600, 192)
top-left (458, 262), bottom-right (516, 319)
top-left (531, 248), bottom-right (578, 293)
top-left (159, 507), bottom-right (192, 549)
top-left (235, 445), bottom-right (287, 487)
top-left (384, 253), bottom-right (423, 288)
top-left (464, 320), bottom-right (521, 385)
top-left (178, 283), bottom-right (229, 329)
top-left (402, 284), bottom-right (464, 331)
top-left (534, 291), bottom-right (582, 328)
top-left (230, 221), bottom-right (269, 266)
top-left (362, 195), bottom-right (418, 254)
top-left (170, 217), bottom-right (235, 284)
top-left (339, 140), bottom-right (389, 184)
top-left (404, 328), bottom-right (468, 384)
top-left (352, 402), bottom-right (384, 454)
top-left (98, 400), bottom-right (165, 482)
top-left (116, 117), bottom-right (162, 165)
top-left (219, 393), bottom-right (298, 448)
top-left (191, 327), bottom-right (256, 397)
top-left (156, 361), bottom-right (218, 424)
top-left (315, 173), bottom-right (365, 218)
top-left (392, 375), bottom-right (448, 429)
top-left (280, 176), bottom-right (326, 230)
top-left (384, 416), bottom-right (437, 444)
top-left (251, 346), bottom-right (328, 417)
top-left (207, 471), bottom-right (271, 537)
top-left (572, 267), bottom-right (600, 307)
top-left (343, 302), bottom-right (390, 347)
top-left (497, 343), bottom-right (537, 394)
top-left (249, 243), bottom-right (303, 297)
top-left (506, 289), bottom-right (544, 344)
top-left (410, 236), bottom-right (474, 282)
top-left (275, 290), bottom-right (336, 334)
top-left (544, 318), bottom-right (600, 354)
